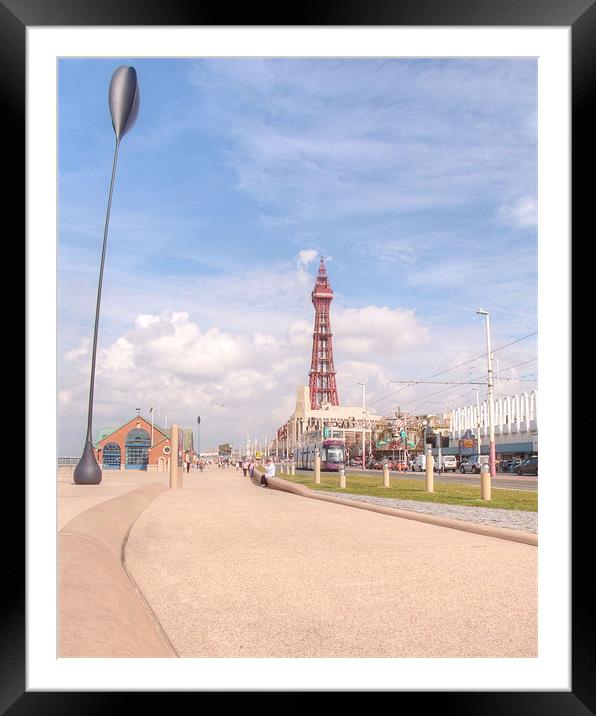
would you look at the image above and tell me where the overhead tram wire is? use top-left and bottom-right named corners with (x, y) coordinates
top-left (384, 357), bottom-right (538, 414)
top-left (369, 331), bottom-right (537, 406)
top-left (368, 331), bottom-right (538, 409)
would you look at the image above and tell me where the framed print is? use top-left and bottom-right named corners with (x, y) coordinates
top-left (12, 0), bottom-right (588, 709)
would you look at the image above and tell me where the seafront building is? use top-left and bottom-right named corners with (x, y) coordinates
top-left (446, 390), bottom-right (538, 461)
top-left (93, 413), bottom-right (195, 471)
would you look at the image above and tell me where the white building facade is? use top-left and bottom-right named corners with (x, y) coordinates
top-left (449, 390), bottom-right (538, 457)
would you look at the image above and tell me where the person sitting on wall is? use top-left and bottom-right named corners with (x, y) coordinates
top-left (261, 458), bottom-right (275, 487)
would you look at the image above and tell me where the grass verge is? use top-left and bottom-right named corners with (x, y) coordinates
top-left (281, 471), bottom-right (537, 512)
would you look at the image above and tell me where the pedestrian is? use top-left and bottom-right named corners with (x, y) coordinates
top-left (242, 458), bottom-right (248, 477)
top-left (261, 457), bottom-right (275, 487)
top-left (185, 454), bottom-right (191, 473)
top-left (248, 459), bottom-right (255, 479)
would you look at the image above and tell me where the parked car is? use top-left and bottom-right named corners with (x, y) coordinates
top-left (459, 455), bottom-right (489, 474)
top-left (516, 456), bottom-right (538, 475)
top-left (437, 455), bottom-right (458, 473)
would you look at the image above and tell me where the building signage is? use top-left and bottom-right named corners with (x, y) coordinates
top-left (458, 429), bottom-right (478, 455)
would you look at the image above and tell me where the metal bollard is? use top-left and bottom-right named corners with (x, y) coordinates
top-left (314, 453), bottom-right (321, 484)
top-left (383, 463), bottom-right (390, 488)
top-left (339, 465), bottom-right (346, 489)
top-left (481, 462), bottom-right (491, 500)
top-left (425, 454), bottom-right (434, 493)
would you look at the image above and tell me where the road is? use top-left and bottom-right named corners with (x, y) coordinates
top-left (280, 465), bottom-right (538, 492)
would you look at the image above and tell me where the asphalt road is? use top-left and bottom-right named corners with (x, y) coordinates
top-left (284, 466), bottom-right (538, 492)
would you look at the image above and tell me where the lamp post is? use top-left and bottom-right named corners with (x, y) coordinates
top-left (473, 387), bottom-right (482, 458)
top-left (358, 382), bottom-right (366, 469)
top-left (197, 415), bottom-right (201, 458)
top-left (477, 308), bottom-right (496, 478)
top-left (73, 66), bottom-right (140, 485)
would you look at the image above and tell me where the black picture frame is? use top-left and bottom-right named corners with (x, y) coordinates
top-left (11, 0), bottom-right (587, 709)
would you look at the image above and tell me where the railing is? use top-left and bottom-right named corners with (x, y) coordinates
top-left (58, 459), bottom-right (170, 474)
top-left (58, 457), bottom-right (80, 465)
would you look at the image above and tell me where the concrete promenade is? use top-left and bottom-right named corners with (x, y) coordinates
top-left (59, 468), bottom-right (172, 530)
top-left (121, 466), bottom-right (537, 658)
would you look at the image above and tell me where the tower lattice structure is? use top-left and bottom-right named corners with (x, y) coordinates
top-left (309, 257), bottom-right (339, 410)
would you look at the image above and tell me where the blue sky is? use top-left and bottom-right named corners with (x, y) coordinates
top-left (58, 58), bottom-right (537, 454)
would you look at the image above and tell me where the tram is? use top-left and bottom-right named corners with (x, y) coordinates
top-left (295, 435), bottom-right (347, 472)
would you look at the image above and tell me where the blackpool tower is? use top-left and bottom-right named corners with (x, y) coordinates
top-left (309, 257), bottom-right (339, 409)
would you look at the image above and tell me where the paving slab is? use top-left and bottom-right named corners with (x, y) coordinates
top-left (58, 469), bottom-right (171, 530)
top-left (125, 466), bottom-right (537, 658)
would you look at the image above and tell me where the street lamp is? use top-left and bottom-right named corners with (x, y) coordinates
top-left (73, 66), bottom-right (140, 485)
top-left (358, 381), bottom-right (366, 469)
top-left (477, 308), bottom-right (496, 478)
top-left (197, 415), bottom-right (201, 458)
top-left (473, 387), bottom-right (482, 458)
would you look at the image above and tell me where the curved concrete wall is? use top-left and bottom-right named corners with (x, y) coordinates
top-left (59, 483), bottom-right (176, 657)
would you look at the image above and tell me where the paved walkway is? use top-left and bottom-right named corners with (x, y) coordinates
top-left (319, 491), bottom-right (538, 533)
top-left (125, 466), bottom-right (537, 658)
top-left (58, 469), bottom-right (172, 529)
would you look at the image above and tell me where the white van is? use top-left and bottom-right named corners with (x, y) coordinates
top-left (414, 454), bottom-right (430, 472)
top-left (438, 455), bottom-right (457, 472)
top-left (414, 454), bottom-right (457, 472)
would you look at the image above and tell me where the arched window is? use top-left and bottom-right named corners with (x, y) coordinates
top-left (125, 428), bottom-right (151, 470)
top-left (503, 396), bottom-right (511, 424)
top-left (103, 442), bottom-right (121, 470)
top-left (520, 392), bottom-right (530, 432)
top-left (480, 402), bottom-right (488, 437)
top-left (511, 394), bottom-right (520, 432)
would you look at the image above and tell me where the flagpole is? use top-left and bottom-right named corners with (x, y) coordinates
top-left (150, 404), bottom-right (154, 447)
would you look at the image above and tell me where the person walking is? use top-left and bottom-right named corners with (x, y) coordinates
top-left (261, 457), bottom-right (275, 487)
top-left (185, 454), bottom-right (191, 473)
top-left (242, 459), bottom-right (248, 477)
top-left (248, 459), bottom-right (255, 479)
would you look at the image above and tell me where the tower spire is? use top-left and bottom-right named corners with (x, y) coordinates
top-left (308, 257), bottom-right (339, 409)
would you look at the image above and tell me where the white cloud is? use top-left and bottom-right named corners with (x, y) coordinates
top-left (334, 306), bottom-right (430, 358)
top-left (288, 320), bottom-right (311, 347)
top-left (499, 196), bottom-right (537, 229)
top-left (186, 59), bottom-right (536, 223)
top-left (135, 314), bottom-right (160, 329)
top-left (297, 249), bottom-right (318, 267)
top-left (65, 339), bottom-right (90, 361)
top-left (98, 337), bottom-right (136, 372)
top-left (60, 302), bottom-right (430, 451)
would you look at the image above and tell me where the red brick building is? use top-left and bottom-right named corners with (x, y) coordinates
top-left (93, 414), bottom-right (194, 471)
